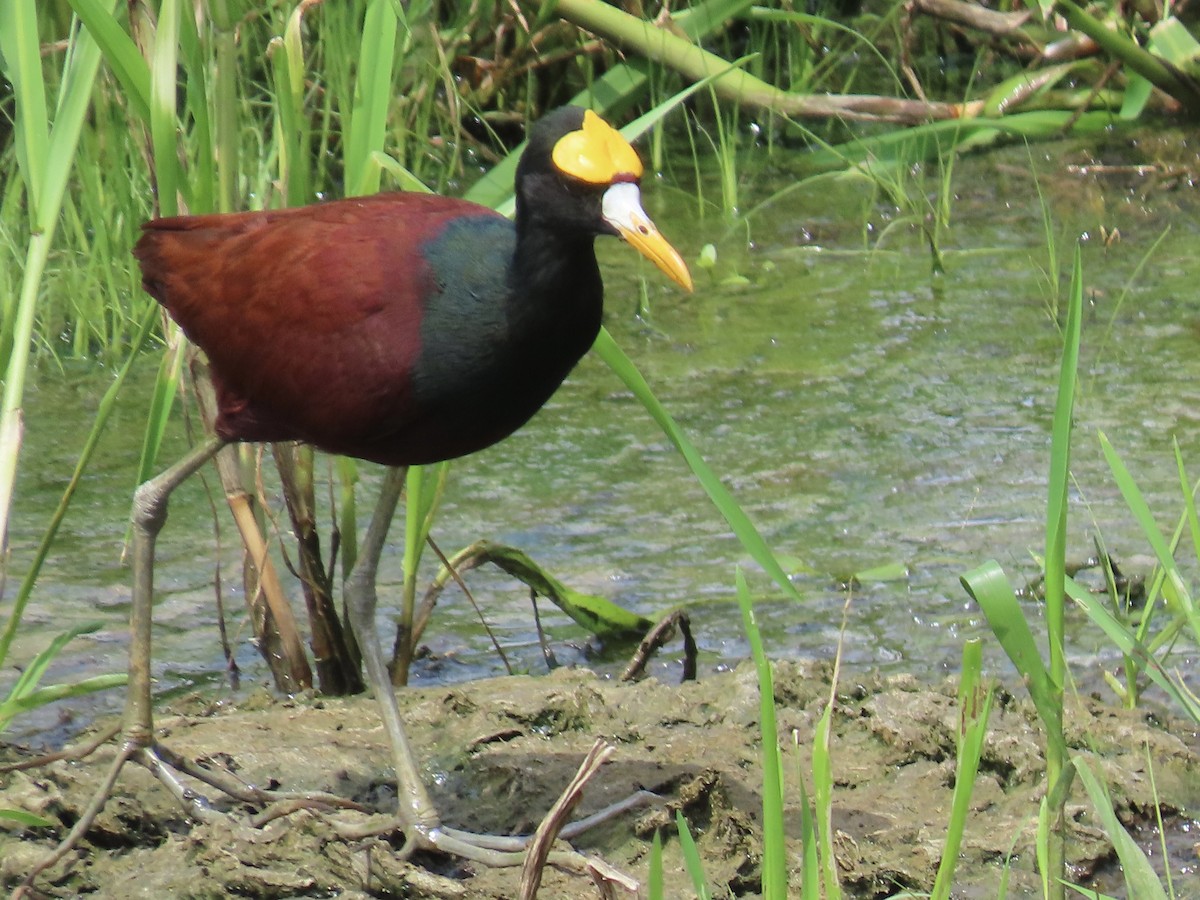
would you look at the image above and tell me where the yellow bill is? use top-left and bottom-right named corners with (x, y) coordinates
top-left (601, 182), bottom-right (693, 292)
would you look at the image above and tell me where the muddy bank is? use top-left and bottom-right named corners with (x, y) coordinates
top-left (2, 662), bottom-right (1198, 898)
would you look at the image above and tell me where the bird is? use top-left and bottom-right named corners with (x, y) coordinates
top-left (33, 106), bottom-right (692, 876)
top-left (134, 106), bottom-right (691, 466)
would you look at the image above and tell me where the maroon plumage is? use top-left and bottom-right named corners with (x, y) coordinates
top-left (135, 193), bottom-right (524, 465)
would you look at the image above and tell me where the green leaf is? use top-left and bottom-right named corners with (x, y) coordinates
top-left (1045, 245), bottom-right (1083, 680)
top-left (131, 339), bottom-right (185, 495)
top-left (812, 685), bottom-right (842, 899)
top-left (345, 0), bottom-right (399, 197)
top-left (437, 542), bottom-right (652, 641)
top-left (270, 13), bottom-right (310, 206)
top-left (65, 0), bottom-right (151, 123)
top-left (852, 561), bottom-right (909, 582)
top-left (797, 777), bottom-right (819, 898)
top-left (981, 62), bottom-right (1078, 118)
top-left (0, 674), bottom-right (128, 727)
top-left (1100, 432), bottom-right (1199, 639)
top-left (0, 808), bottom-right (56, 828)
top-left (1120, 71), bottom-right (1154, 120)
top-left (648, 829), bottom-right (664, 899)
top-left (735, 569), bottom-right (787, 898)
top-left (676, 810), bottom-right (712, 900)
top-left (0, 0), bottom-right (50, 215)
top-left (149, 0), bottom-right (181, 217)
top-left (593, 328), bottom-right (800, 603)
top-left (1064, 575), bottom-right (1200, 723)
top-left (1, 0), bottom-right (111, 563)
top-left (0, 304), bottom-right (158, 671)
top-left (1148, 17), bottom-right (1200, 70)
top-left (4, 623), bottom-right (106, 704)
top-left (1073, 758), bottom-right (1170, 899)
top-left (931, 639), bottom-right (994, 900)
top-left (960, 561), bottom-right (1068, 762)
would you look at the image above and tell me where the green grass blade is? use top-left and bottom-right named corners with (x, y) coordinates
top-left (345, 0), bottom-right (399, 197)
top-left (131, 341), bottom-right (185, 489)
top-left (851, 561), bottom-right (908, 582)
top-left (1062, 884), bottom-right (1116, 899)
top-left (0, 0), bottom-right (50, 214)
top-left (1100, 431), bottom-right (1199, 641)
top-left (1144, 743), bottom-right (1177, 898)
top-left (128, 0), bottom-right (191, 510)
top-left (797, 776), bottom-right (819, 898)
top-left (0, 674), bottom-right (128, 727)
top-left (270, 12), bottom-right (310, 206)
top-left (1064, 575), bottom-right (1200, 723)
top-left (0, 0), bottom-right (110, 572)
top-left (593, 328), bottom-right (799, 602)
top-left (931, 638), bottom-right (994, 900)
top-left (960, 561), bottom-right (1068, 762)
top-left (735, 569), bottom-right (787, 899)
top-left (337, 457), bottom-right (360, 578)
top-left (65, 0), bottom-right (151, 123)
top-left (812, 688), bottom-right (842, 900)
top-left (364, 150), bottom-right (429, 193)
top-left (0, 808), bottom-right (55, 828)
top-left (1174, 438), bottom-right (1200, 571)
top-left (149, 0), bottom-right (181, 217)
top-left (0, 620), bottom-right (127, 732)
top-left (176, 0), bottom-right (212, 212)
top-left (401, 465), bottom-right (436, 650)
top-left (210, 0), bottom-right (239, 213)
top-left (1045, 244), bottom-right (1083, 900)
top-left (4, 622), bottom-right (104, 703)
top-left (648, 829), bottom-right (664, 900)
top-left (675, 810), bottom-right (712, 900)
top-left (1073, 758), bottom-right (1170, 899)
top-left (0, 304), bottom-right (158, 668)
top-left (1036, 795), bottom-right (1052, 896)
top-left (1045, 245), bottom-right (1083, 683)
top-left (448, 542), bottom-right (652, 640)
top-left (39, 13), bottom-right (112, 231)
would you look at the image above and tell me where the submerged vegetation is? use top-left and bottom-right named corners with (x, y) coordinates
top-left (2, 0), bottom-right (1199, 896)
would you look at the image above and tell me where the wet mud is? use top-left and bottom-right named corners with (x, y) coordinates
top-left (2, 662), bottom-right (1198, 898)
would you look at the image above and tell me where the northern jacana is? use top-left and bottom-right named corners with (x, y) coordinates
top-left (42, 107), bottom-right (691, 873)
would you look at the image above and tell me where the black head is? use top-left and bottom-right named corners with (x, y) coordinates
top-left (515, 107), bottom-right (618, 235)
top-left (513, 107), bottom-right (692, 291)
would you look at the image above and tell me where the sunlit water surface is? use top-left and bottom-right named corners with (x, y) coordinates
top-left (7, 136), bottom-right (1200, 745)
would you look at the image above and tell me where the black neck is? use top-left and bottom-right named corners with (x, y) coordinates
top-left (510, 212), bottom-right (604, 370)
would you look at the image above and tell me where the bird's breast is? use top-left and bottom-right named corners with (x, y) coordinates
top-left (386, 216), bottom-right (603, 463)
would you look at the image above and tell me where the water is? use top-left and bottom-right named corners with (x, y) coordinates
top-left (5, 135), bottom-right (1200, 744)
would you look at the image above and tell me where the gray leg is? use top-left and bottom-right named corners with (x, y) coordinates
top-left (125, 436), bottom-right (229, 745)
top-left (343, 468), bottom-right (528, 861)
top-left (15, 437), bottom-right (228, 896)
top-left (342, 468), bottom-right (641, 868)
top-left (342, 467), bottom-right (441, 840)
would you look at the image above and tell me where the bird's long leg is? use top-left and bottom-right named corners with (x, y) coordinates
top-left (343, 469), bottom-right (653, 870)
top-left (16, 437), bottom-right (228, 895)
top-left (124, 436), bottom-right (229, 748)
top-left (17, 437), bottom-right (357, 899)
top-left (344, 467), bottom-right (531, 863)
top-left (121, 436), bottom-right (357, 813)
top-left (342, 466), bottom-right (436, 835)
